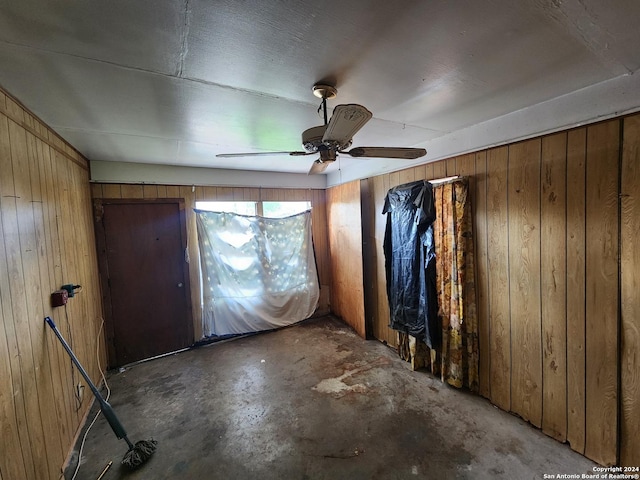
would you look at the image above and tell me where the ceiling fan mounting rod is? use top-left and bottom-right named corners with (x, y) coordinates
top-left (322, 96), bottom-right (328, 125)
top-left (313, 83), bottom-right (337, 126)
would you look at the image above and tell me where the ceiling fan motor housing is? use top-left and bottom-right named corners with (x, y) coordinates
top-left (302, 125), bottom-right (351, 153)
top-left (302, 125), bottom-right (326, 152)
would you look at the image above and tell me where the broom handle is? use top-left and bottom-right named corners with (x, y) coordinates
top-left (44, 316), bottom-right (131, 443)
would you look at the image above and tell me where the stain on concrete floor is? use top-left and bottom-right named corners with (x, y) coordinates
top-left (66, 316), bottom-right (595, 479)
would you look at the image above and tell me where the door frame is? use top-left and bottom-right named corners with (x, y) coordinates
top-left (93, 197), bottom-right (194, 366)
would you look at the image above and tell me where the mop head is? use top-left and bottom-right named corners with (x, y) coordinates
top-left (121, 439), bottom-right (158, 469)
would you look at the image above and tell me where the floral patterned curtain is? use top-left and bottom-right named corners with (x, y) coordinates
top-left (398, 178), bottom-right (479, 392)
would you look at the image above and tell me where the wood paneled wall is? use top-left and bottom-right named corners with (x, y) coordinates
top-left (0, 89), bottom-right (105, 479)
top-left (91, 183), bottom-right (331, 339)
top-left (362, 115), bottom-right (640, 466)
top-left (326, 180), bottom-right (366, 338)
top-left (621, 115), bottom-right (640, 466)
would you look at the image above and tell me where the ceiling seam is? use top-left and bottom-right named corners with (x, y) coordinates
top-left (0, 38), bottom-right (317, 108)
top-left (176, 0), bottom-right (191, 78)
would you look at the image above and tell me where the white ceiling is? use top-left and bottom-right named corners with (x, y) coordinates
top-left (1, 0), bottom-right (640, 187)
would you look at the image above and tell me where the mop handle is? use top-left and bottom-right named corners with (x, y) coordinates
top-left (45, 316), bottom-right (131, 442)
top-left (45, 317), bottom-right (104, 399)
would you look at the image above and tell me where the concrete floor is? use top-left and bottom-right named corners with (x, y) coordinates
top-left (67, 316), bottom-right (596, 479)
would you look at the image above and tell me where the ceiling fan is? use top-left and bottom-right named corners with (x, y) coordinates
top-left (216, 84), bottom-right (427, 175)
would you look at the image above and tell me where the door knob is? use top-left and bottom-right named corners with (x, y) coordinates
top-left (177, 282), bottom-right (183, 288)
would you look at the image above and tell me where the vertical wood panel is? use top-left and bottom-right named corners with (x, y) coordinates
top-left (201, 186), bottom-right (216, 200)
top-left (8, 119), bottom-right (47, 479)
top-left (166, 185), bottom-right (180, 197)
top-left (398, 167), bottom-right (415, 186)
top-left (327, 181), bottom-right (365, 337)
top-left (584, 120), bottom-right (619, 466)
top-left (142, 184), bottom-right (158, 199)
top-left (540, 132), bottom-right (567, 441)
top-left (621, 114), bottom-right (640, 466)
top-left (40, 146), bottom-right (75, 444)
top-left (424, 162), bottom-right (434, 180)
top-left (486, 146), bottom-right (511, 411)
top-left (413, 164), bottom-right (426, 181)
top-left (432, 160), bottom-right (446, 179)
top-left (371, 174), bottom-right (393, 345)
top-left (90, 183), bottom-right (103, 198)
top-left (508, 138), bottom-right (542, 428)
top-left (120, 184), bottom-right (143, 198)
top-left (102, 183), bottom-right (121, 199)
top-left (26, 131), bottom-right (67, 476)
top-left (566, 127), bottom-right (587, 454)
top-left (446, 157), bottom-right (457, 176)
top-left (474, 151), bottom-right (490, 398)
top-left (0, 110), bottom-right (30, 480)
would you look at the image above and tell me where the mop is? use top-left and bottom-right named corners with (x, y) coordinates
top-left (45, 316), bottom-right (157, 469)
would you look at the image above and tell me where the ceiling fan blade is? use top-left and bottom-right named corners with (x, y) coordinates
top-left (308, 159), bottom-right (332, 175)
top-left (343, 147), bottom-right (427, 159)
top-left (322, 104), bottom-right (373, 148)
top-left (216, 151), bottom-right (312, 158)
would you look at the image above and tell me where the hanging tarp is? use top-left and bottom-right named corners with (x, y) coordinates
top-left (196, 210), bottom-right (319, 336)
top-left (383, 180), bottom-right (440, 349)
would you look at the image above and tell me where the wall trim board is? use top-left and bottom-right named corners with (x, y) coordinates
top-left (0, 86), bottom-right (89, 171)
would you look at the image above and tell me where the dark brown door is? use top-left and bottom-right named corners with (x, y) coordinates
top-left (96, 200), bottom-right (192, 367)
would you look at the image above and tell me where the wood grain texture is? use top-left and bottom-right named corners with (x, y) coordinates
top-left (0, 112), bottom-right (31, 480)
top-left (360, 178), bottom-right (375, 338)
top-left (474, 151), bottom-right (490, 398)
top-left (508, 138), bottom-right (542, 427)
top-left (398, 167), bottom-right (415, 186)
top-left (424, 162), bottom-right (434, 180)
top-left (359, 120), bottom-right (637, 466)
top-left (566, 127), bottom-right (587, 453)
top-left (327, 181), bottom-right (366, 337)
top-left (446, 156), bottom-right (457, 176)
top-left (120, 184), bottom-right (143, 199)
top-left (486, 146), bottom-right (511, 411)
top-left (371, 173), bottom-right (394, 346)
top-left (621, 114), bottom-right (640, 466)
top-left (540, 132), bottom-right (568, 441)
top-left (432, 160), bottom-right (446, 180)
top-left (584, 120), bottom-right (619, 466)
top-left (8, 118), bottom-right (49, 480)
top-left (0, 86), bottom-right (104, 478)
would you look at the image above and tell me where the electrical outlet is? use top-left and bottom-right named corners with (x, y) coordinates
top-left (77, 383), bottom-right (84, 402)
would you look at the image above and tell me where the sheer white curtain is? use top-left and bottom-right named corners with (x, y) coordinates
top-left (195, 210), bottom-right (319, 336)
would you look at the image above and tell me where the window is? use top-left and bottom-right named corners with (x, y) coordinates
top-left (195, 201), bottom-right (256, 216)
top-left (262, 201), bottom-right (310, 218)
top-left (195, 208), bottom-right (319, 336)
top-left (195, 201), bottom-right (311, 218)
top-left (194, 199), bottom-right (316, 337)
